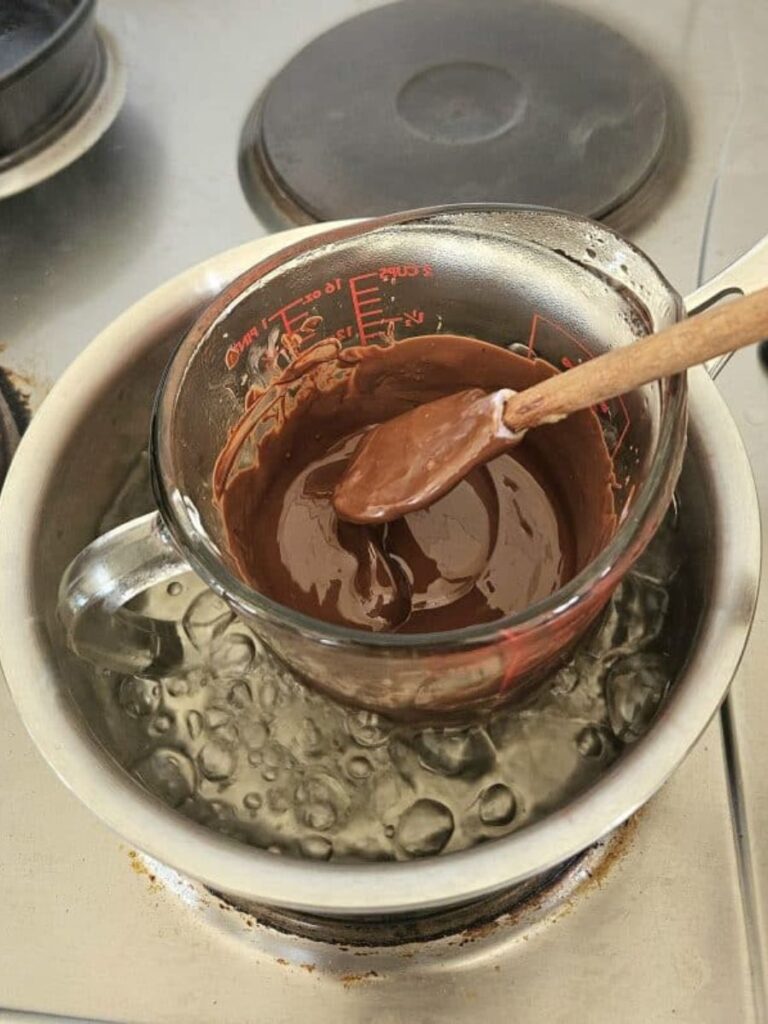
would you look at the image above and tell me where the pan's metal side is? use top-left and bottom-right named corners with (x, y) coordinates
top-left (714, 351), bottom-right (768, 1024)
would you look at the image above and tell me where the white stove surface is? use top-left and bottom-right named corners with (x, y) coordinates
top-left (1, 0), bottom-right (767, 1020)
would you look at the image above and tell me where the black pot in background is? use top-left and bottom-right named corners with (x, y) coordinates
top-left (0, 0), bottom-right (98, 162)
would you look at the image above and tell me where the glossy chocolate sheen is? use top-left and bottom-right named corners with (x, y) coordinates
top-left (333, 386), bottom-right (520, 523)
top-left (217, 335), bottom-right (617, 634)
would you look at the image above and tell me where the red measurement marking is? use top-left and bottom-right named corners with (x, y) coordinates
top-left (527, 311), bottom-right (630, 458)
top-left (526, 312), bottom-right (594, 359)
top-left (610, 406), bottom-right (631, 459)
top-left (225, 325), bottom-right (259, 370)
top-left (349, 272), bottom-right (394, 344)
top-left (403, 309), bottom-right (425, 326)
top-left (361, 318), bottom-right (401, 329)
top-left (267, 297), bottom-right (305, 335)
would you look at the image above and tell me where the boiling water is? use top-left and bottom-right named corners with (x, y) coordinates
top-left (90, 454), bottom-right (688, 863)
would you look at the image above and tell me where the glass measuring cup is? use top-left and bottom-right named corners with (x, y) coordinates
top-left (59, 205), bottom-right (686, 717)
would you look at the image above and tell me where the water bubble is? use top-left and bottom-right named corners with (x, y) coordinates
top-left (211, 634), bottom-right (256, 677)
top-left (347, 755), bottom-right (372, 780)
top-left (396, 799), bottom-right (454, 857)
top-left (215, 725), bottom-right (239, 747)
top-left (413, 727), bottom-right (495, 778)
top-left (204, 706), bottom-right (230, 730)
top-left (182, 591), bottom-right (234, 651)
top-left (267, 789), bottom-right (289, 814)
top-left (198, 743), bottom-right (236, 782)
top-left (134, 748), bottom-right (195, 807)
top-left (305, 802), bottom-right (336, 831)
top-left (165, 676), bottom-right (188, 698)
top-left (259, 680), bottom-right (278, 715)
top-left (606, 654), bottom-right (669, 743)
top-left (182, 668), bottom-right (211, 695)
top-left (384, 825), bottom-right (395, 839)
top-left (167, 581), bottom-right (183, 596)
top-left (186, 710), bottom-right (204, 739)
top-left (118, 676), bottom-right (160, 718)
top-left (301, 836), bottom-right (333, 861)
top-left (243, 792), bottom-right (262, 811)
top-left (261, 767), bottom-right (277, 782)
top-left (248, 750), bottom-right (263, 767)
top-left (347, 709), bottom-right (391, 748)
top-left (240, 720), bottom-right (268, 752)
top-left (593, 576), bottom-right (668, 660)
top-left (295, 772), bottom-right (349, 831)
top-left (299, 718), bottom-right (323, 755)
top-left (479, 784), bottom-right (517, 826)
top-left (207, 800), bottom-right (236, 825)
top-left (262, 742), bottom-right (286, 768)
top-left (150, 713), bottom-right (174, 736)
top-left (551, 664), bottom-right (580, 696)
top-left (576, 726), bottom-right (604, 758)
top-left (227, 680), bottom-right (253, 709)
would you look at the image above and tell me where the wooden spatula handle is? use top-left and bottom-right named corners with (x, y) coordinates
top-left (503, 285), bottom-right (768, 432)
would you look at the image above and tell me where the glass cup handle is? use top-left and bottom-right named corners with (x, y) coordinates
top-left (685, 233), bottom-right (768, 379)
top-left (58, 511), bottom-right (191, 675)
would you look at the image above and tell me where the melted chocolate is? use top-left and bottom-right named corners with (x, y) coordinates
top-left (333, 386), bottom-right (519, 523)
top-left (217, 335), bottom-right (617, 634)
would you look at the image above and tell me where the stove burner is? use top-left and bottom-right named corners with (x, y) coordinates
top-left (0, 26), bottom-right (125, 200)
top-left (240, 0), bottom-right (669, 224)
top-left (0, 368), bottom-right (28, 489)
top-left (212, 862), bottom-right (573, 945)
top-left (203, 825), bottom-right (631, 947)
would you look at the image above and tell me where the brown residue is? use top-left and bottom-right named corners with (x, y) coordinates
top-left (581, 813), bottom-right (640, 890)
top-left (459, 917), bottom-right (502, 944)
top-left (2, 365), bottom-right (51, 418)
top-left (339, 970), bottom-right (380, 988)
top-left (553, 814), bottom-right (642, 924)
top-left (127, 849), bottom-right (161, 892)
top-left (453, 815), bottom-right (642, 947)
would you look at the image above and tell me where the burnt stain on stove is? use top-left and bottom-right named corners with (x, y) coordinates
top-left (452, 814), bottom-right (641, 947)
top-left (187, 819), bottom-right (643, 968)
top-left (126, 849), bottom-right (161, 893)
top-left (338, 970), bottom-right (380, 988)
top-left (0, 365), bottom-right (29, 486)
top-left (577, 810), bottom-right (641, 891)
top-left (0, 366), bottom-right (31, 428)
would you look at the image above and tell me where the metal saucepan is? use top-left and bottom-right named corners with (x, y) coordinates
top-left (0, 0), bottom-right (100, 164)
top-left (0, 210), bottom-right (761, 917)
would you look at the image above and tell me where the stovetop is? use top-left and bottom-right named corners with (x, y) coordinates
top-left (1, 0), bottom-right (767, 1021)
